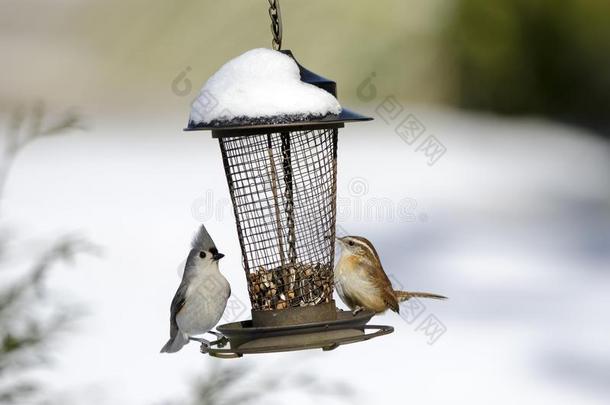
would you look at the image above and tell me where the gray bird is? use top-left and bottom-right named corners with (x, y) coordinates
top-left (160, 225), bottom-right (230, 353)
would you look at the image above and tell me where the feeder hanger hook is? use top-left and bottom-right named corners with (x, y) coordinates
top-left (268, 0), bottom-right (282, 50)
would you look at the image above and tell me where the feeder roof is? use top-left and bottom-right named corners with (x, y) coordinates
top-left (185, 49), bottom-right (371, 134)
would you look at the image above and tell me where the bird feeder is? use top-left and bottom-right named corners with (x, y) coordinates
top-left (185, 2), bottom-right (393, 358)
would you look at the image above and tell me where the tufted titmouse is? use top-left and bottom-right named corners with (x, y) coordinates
top-left (160, 224), bottom-right (230, 353)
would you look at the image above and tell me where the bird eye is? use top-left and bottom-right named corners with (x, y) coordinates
top-left (199, 251), bottom-right (206, 259)
top-left (348, 240), bottom-right (355, 246)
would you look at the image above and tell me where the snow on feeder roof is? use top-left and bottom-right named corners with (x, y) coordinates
top-left (185, 1), bottom-right (392, 358)
top-left (186, 48), bottom-right (371, 133)
top-left (189, 48), bottom-right (341, 126)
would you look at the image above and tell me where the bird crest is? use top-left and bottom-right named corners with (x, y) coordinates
top-left (191, 224), bottom-right (217, 251)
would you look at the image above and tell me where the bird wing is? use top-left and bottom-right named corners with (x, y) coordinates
top-left (363, 261), bottom-right (399, 312)
top-left (169, 281), bottom-right (189, 337)
top-left (336, 280), bottom-right (358, 310)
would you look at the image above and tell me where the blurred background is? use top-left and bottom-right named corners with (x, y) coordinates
top-left (1, 0), bottom-right (609, 404)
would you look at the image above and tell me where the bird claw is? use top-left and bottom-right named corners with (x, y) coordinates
top-left (206, 331), bottom-right (228, 348)
top-left (200, 342), bottom-right (210, 354)
top-left (352, 306), bottom-right (364, 316)
top-left (213, 336), bottom-right (229, 349)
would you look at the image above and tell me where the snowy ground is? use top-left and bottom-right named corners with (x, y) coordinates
top-left (2, 108), bottom-right (609, 404)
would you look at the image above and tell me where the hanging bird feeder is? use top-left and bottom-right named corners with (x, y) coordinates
top-left (185, 1), bottom-right (393, 358)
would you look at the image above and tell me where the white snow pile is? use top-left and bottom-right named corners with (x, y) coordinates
top-left (189, 48), bottom-right (342, 125)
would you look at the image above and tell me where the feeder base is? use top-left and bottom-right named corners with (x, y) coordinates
top-left (200, 310), bottom-right (393, 358)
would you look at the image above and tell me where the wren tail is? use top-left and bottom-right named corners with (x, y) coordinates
top-left (160, 332), bottom-right (189, 353)
top-left (394, 291), bottom-right (447, 302)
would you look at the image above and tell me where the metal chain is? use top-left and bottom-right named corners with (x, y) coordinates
top-left (268, 0), bottom-right (282, 50)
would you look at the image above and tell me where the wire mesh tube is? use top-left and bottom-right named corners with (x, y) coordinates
top-left (219, 128), bottom-right (338, 311)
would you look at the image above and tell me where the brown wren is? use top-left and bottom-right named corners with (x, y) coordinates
top-left (335, 236), bottom-right (446, 315)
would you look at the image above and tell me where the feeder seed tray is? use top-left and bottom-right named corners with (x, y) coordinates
top-left (201, 310), bottom-right (394, 358)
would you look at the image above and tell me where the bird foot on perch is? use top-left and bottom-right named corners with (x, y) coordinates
top-left (206, 331), bottom-right (229, 348)
top-left (352, 306), bottom-right (364, 316)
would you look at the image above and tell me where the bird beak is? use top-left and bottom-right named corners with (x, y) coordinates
top-left (335, 237), bottom-right (344, 246)
top-left (212, 252), bottom-right (225, 261)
